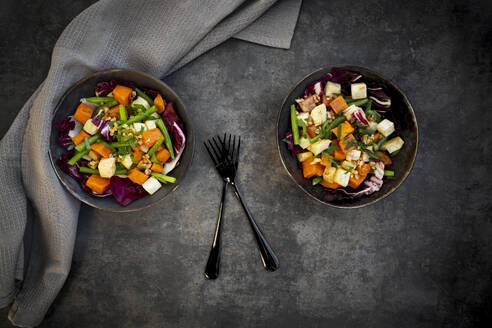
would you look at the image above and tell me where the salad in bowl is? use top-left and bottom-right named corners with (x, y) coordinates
top-left (54, 80), bottom-right (186, 206)
top-left (281, 67), bottom-right (414, 204)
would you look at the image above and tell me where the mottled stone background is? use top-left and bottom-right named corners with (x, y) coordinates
top-left (1, 0), bottom-right (491, 327)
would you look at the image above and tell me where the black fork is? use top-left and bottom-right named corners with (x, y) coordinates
top-left (203, 136), bottom-right (231, 279)
top-left (204, 134), bottom-right (279, 279)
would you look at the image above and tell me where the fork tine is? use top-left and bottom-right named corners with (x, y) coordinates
top-left (212, 136), bottom-right (224, 160)
top-left (228, 134), bottom-right (232, 156)
top-left (231, 135), bottom-right (236, 162)
top-left (204, 141), bottom-right (218, 165)
top-left (222, 133), bottom-right (227, 153)
top-left (208, 139), bottom-right (221, 163)
top-left (235, 136), bottom-right (241, 168)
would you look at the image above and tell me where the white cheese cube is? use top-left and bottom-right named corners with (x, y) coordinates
top-left (310, 158), bottom-right (321, 164)
top-left (299, 137), bottom-right (310, 149)
top-left (310, 103), bottom-right (327, 125)
top-left (346, 149), bottom-right (361, 161)
top-left (351, 83), bottom-right (367, 99)
top-left (98, 158), bottom-right (116, 178)
top-left (120, 154), bottom-right (133, 170)
top-left (83, 119), bottom-right (99, 135)
top-left (341, 160), bottom-right (356, 171)
top-left (297, 112), bottom-right (309, 125)
top-left (382, 136), bottom-right (404, 154)
top-left (145, 120), bottom-right (157, 130)
top-left (142, 177), bottom-right (162, 195)
top-left (376, 119), bottom-right (395, 137)
top-left (307, 139), bottom-right (331, 155)
top-left (131, 96), bottom-right (150, 110)
top-left (132, 122), bottom-right (147, 133)
top-left (333, 168), bottom-right (350, 187)
top-left (325, 81), bottom-right (341, 96)
top-left (323, 166), bottom-right (337, 183)
top-left (297, 152), bottom-right (313, 162)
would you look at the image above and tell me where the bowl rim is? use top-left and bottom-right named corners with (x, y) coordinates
top-left (48, 68), bottom-right (195, 213)
top-left (276, 66), bottom-right (418, 208)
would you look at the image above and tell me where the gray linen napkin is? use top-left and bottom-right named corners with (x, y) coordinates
top-left (0, 0), bottom-right (301, 326)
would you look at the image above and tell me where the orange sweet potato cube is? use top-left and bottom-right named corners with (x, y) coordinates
top-left (73, 103), bottom-right (94, 124)
top-left (86, 174), bottom-right (110, 194)
top-left (142, 128), bottom-right (163, 148)
top-left (329, 96), bottom-right (348, 114)
top-left (113, 85), bottom-right (133, 107)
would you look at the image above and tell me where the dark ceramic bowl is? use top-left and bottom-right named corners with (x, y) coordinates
top-left (49, 69), bottom-right (194, 212)
top-left (277, 66), bottom-right (418, 208)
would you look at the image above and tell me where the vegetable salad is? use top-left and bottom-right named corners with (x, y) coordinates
top-left (285, 67), bottom-right (404, 200)
top-left (55, 80), bottom-right (186, 206)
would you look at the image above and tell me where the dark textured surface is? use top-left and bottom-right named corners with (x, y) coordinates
top-left (1, 0), bottom-right (491, 327)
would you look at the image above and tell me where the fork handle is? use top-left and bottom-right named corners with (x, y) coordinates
top-left (204, 181), bottom-right (228, 279)
top-left (230, 182), bottom-right (279, 272)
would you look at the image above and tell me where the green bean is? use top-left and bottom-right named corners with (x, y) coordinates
top-left (115, 169), bottom-right (128, 175)
top-left (324, 115), bottom-right (346, 137)
top-left (123, 106), bottom-right (157, 125)
top-left (132, 104), bottom-right (147, 111)
top-left (74, 135), bottom-right (101, 152)
top-left (119, 105), bottom-right (127, 121)
top-left (312, 176), bottom-right (323, 185)
top-left (79, 167), bottom-right (99, 174)
top-left (156, 119), bottom-right (175, 160)
top-left (111, 141), bottom-right (135, 148)
top-left (151, 172), bottom-right (176, 184)
top-left (99, 141), bottom-right (115, 150)
top-left (135, 88), bottom-right (154, 106)
top-left (390, 149), bottom-right (401, 157)
top-left (364, 101), bottom-right (381, 123)
top-left (79, 167), bottom-right (127, 175)
top-left (148, 136), bottom-right (164, 157)
top-left (384, 170), bottom-right (395, 177)
top-left (359, 128), bottom-right (375, 135)
top-left (84, 137), bottom-right (91, 152)
top-left (347, 98), bottom-right (369, 106)
top-left (290, 105), bottom-right (300, 145)
top-left (297, 119), bottom-right (308, 139)
top-left (373, 136), bottom-right (388, 151)
top-left (68, 149), bottom-right (90, 165)
top-left (85, 96), bottom-right (115, 103)
top-left (309, 134), bottom-right (322, 144)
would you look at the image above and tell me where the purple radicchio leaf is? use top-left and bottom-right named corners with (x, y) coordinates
top-left (91, 109), bottom-right (113, 142)
top-left (163, 122), bottom-right (186, 175)
top-left (285, 131), bottom-right (303, 156)
top-left (95, 80), bottom-right (116, 96)
top-left (330, 67), bottom-right (363, 84)
top-left (95, 80), bottom-right (137, 96)
top-left (56, 153), bottom-right (112, 197)
top-left (304, 72), bottom-right (333, 96)
top-left (109, 176), bottom-right (148, 206)
top-left (367, 87), bottom-right (391, 111)
top-left (141, 87), bottom-right (159, 99)
top-left (343, 105), bottom-right (369, 125)
top-left (54, 116), bottom-right (81, 150)
top-left (161, 102), bottom-right (184, 131)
